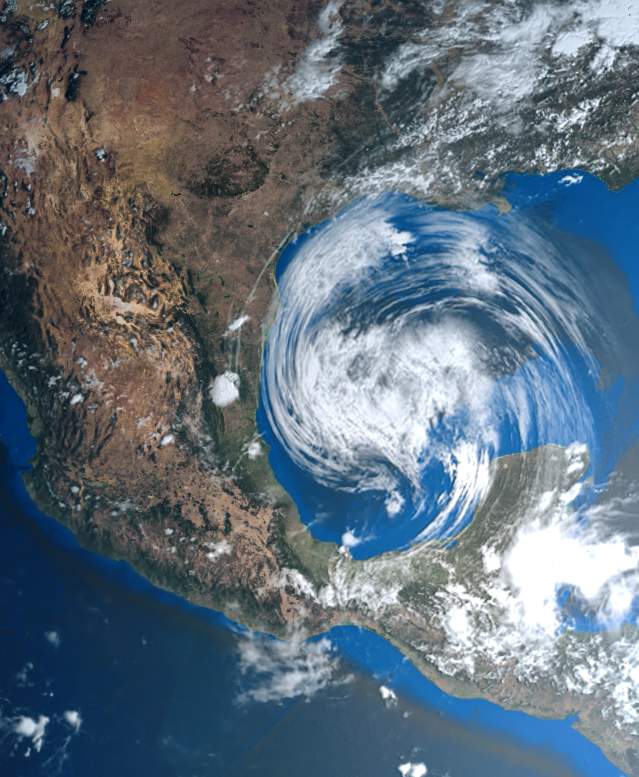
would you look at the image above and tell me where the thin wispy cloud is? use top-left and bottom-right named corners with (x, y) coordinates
top-left (237, 631), bottom-right (352, 704)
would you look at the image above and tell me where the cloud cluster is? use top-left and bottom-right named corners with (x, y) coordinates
top-left (12, 714), bottom-right (49, 753)
top-left (237, 632), bottom-right (351, 704)
top-left (398, 762), bottom-right (428, 777)
top-left (285, 1), bottom-right (344, 103)
top-left (1, 704), bottom-right (82, 764)
top-left (421, 466), bottom-right (639, 728)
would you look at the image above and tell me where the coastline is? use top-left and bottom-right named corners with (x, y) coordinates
top-left (0, 364), bottom-right (627, 776)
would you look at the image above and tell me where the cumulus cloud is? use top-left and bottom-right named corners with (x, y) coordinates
top-left (246, 440), bottom-right (262, 459)
top-left (13, 714), bottom-right (49, 753)
top-left (15, 662), bottom-right (34, 687)
top-left (203, 540), bottom-right (232, 561)
top-left (225, 314), bottom-right (250, 334)
top-left (379, 685), bottom-right (398, 707)
top-left (398, 762), bottom-right (428, 777)
top-left (44, 630), bottom-right (61, 648)
top-left (340, 528), bottom-right (376, 551)
top-left (63, 710), bottom-right (82, 732)
top-left (385, 490), bottom-right (405, 518)
top-left (341, 530), bottom-right (361, 549)
top-left (237, 632), bottom-right (351, 704)
top-left (209, 372), bottom-right (240, 408)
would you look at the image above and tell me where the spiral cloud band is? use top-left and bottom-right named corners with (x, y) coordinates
top-left (262, 194), bottom-right (601, 547)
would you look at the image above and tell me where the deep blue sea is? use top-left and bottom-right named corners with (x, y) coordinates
top-left (2, 171), bottom-right (637, 776)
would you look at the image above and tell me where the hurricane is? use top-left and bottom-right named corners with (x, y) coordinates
top-left (261, 192), bottom-right (614, 551)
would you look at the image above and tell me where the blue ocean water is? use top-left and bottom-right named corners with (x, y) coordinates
top-left (1, 172), bottom-right (637, 776)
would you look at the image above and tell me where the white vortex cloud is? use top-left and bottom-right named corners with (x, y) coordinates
top-left (262, 195), bottom-right (598, 543)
